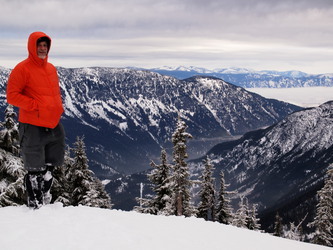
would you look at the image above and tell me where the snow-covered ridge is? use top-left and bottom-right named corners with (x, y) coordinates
top-left (151, 66), bottom-right (310, 76)
top-left (149, 66), bottom-right (333, 87)
top-left (151, 65), bottom-right (333, 77)
top-left (53, 67), bottom-right (300, 174)
top-left (0, 204), bottom-right (328, 250)
top-left (0, 66), bottom-right (300, 176)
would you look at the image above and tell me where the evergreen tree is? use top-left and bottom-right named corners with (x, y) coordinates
top-left (67, 136), bottom-right (112, 208)
top-left (0, 105), bottom-right (27, 207)
top-left (81, 178), bottom-right (112, 209)
top-left (171, 116), bottom-right (195, 217)
top-left (66, 136), bottom-right (92, 206)
top-left (136, 149), bottom-right (173, 215)
top-left (0, 152), bottom-right (26, 207)
top-left (274, 212), bottom-right (283, 237)
top-left (94, 178), bottom-right (113, 209)
top-left (247, 203), bottom-right (261, 231)
top-left (232, 196), bottom-right (249, 228)
top-left (154, 149), bottom-right (174, 216)
top-left (284, 222), bottom-right (303, 241)
top-left (215, 171), bottom-right (233, 224)
top-left (308, 166), bottom-right (333, 247)
top-left (0, 105), bottom-right (19, 156)
top-left (52, 146), bottom-right (73, 206)
top-left (197, 156), bottom-right (216, 221)
top-left (284, 214), bottom-right (307, 242)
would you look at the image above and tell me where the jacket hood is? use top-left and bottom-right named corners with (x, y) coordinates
top-left (28, 31), bottom-right (52, 66)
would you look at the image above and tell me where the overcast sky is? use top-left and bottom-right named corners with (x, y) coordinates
top-left (1, 0), bottom-right (332, 74)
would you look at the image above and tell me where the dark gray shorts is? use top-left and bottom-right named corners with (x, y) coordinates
top-left (19, 122), bottom-right (65, 172)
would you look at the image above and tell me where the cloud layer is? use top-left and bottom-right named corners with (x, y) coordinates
top-left (1, 0), bottom-right (333, 73)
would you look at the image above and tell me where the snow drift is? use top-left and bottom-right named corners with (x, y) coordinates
top-left (0, 204), bottom-right (329, 250)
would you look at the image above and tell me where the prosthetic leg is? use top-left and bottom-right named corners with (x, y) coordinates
top-left (24, 172), bottom-right (44, 209)
top-left (42, 164), bottom-right (54, 205)
top-left (24, 165), bottom-right (54, 209)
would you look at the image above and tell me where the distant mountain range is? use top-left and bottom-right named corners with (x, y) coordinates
top-left (145, 66), bottom-right (333, 88)
top-left (0, 67), bottom-right (300, 177)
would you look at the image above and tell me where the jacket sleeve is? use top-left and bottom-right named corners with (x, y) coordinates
top-left (6, 66), bottom-right (38, 111)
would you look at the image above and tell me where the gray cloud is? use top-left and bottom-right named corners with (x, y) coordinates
top-left (0, 0), bottom-right (332, 73)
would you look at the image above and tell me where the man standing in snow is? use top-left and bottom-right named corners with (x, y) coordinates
top-left (6, 31), bottom-right (65, 209)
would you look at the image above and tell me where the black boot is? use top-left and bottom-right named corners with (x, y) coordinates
top-left (24, 172), bottom-right (44, 209)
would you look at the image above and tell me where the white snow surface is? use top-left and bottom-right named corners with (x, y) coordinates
top-left (0, 204), bottom-right (329, 250)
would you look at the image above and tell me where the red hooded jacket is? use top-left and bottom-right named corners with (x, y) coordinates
top-left (6, 31), bottom-right (64, 128)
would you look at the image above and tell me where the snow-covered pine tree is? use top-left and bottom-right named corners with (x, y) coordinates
top-left (0, 149), bottom-right (26, 207)
top-left (0, 104), bottom-right (19, 156)
top-left (136, 149), bottom-right (173, 215)
top-left (67, 136), bottom-right (93, 206)
top-left (94, 178), bottom-right (113, 209)
top-left (284, 214), bottom-right (307, 242)
top-left (0, 105), bottom-right (26, 207)
top-left (67, 136), bottom-right (112, 208)
top-left (232, 196), bottom-right (249, 228)
top-left (273, 212), bottom-right (283, 237)
top-left (284, 222), bottom-right (303, 241)
top-left (154, 149), bottom-right (174, 216)
top-left (81, 178), bottom-right (113, 209)
top-left (197, 156), bottom-right (216, 221)
top-left (215, 171), bottom-right (233, 224)
top-left (155, 149), bottom-right (174, 215)
top-left (247, 204), bottom-right (261, 231)
top-left (308, 166), bottom-right (333, 247)
top-left (171, 116), bottom-right (195, 217)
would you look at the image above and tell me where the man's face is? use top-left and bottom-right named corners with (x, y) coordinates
top-left (37, 41), bottom-right (48, 59)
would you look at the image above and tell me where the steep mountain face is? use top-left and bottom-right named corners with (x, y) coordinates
top-left (182, 76), bottom-right (299, 135)
top-left (0, 67), bottom-right (300, 176)
top-left (149, 66), bottom-right (333, 88)
top-left (202, 101), bottom-right (333, 206)
top-left (190, 101), bottom-right (333, 229)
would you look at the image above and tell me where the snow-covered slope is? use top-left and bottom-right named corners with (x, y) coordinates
top-left (183, 76), bottom-right (298, 134)
top-left (201, 101), bottom-right (333, 209)
top-left (193, 101), bottom-right (333, 231)
top-left (0, 204), bottom-right (329, 250)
